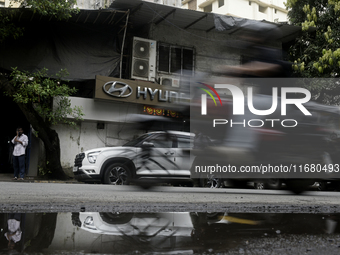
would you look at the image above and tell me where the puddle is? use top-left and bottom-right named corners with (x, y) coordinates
top-left (1, 212), bottom-right (340, 254)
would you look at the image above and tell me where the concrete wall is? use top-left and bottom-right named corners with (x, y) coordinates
top-left (56, 121), bottom-right (145, 170)
top-left (53, 98), bottom-right (145, 170)
top-left (27, 133), bottom-right (40, 176)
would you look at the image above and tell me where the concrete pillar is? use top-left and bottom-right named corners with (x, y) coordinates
top-left (27, 132), bottom-right (40, 176)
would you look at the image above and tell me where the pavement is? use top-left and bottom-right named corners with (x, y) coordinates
top-left (0, 173), bottom-right (79, 183)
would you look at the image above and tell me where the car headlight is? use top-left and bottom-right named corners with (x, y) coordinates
top-left (83, 216), bottom-right (97, 230)
top-left (87, 151), bottom-right (101, 164)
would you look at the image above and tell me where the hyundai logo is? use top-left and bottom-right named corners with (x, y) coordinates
top-left (103, 81), bottom-right (133, 98)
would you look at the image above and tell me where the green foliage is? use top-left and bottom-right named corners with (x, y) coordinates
top-left (0, 0), bottom-right (78, 42)
top-left (287, 0), bottom-right (340, 78)
top-left (0, 10), bottom-right (23, 43)
top-left (329, 0), bottom-right (340, 12)
top-left (38, 161), bottom-right (52, 176)
top-left (11, 0), bottom-right (79, 20)
top-left (8, 67), bottom-right (84, 127)
top-left (286, 0), bottom-right (340, 103)
top-left (0, 0), bottom-right (82, 178)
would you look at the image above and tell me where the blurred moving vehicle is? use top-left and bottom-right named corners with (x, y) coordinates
top-left (191, 93), bottom-right (340, 194)
top-left (189, 20), bottom-right (340, 194)
top-left (73, 131), bottom-right (194, 185)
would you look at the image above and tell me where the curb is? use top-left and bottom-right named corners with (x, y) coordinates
top-left (0, 174), bottom-right (80, 184)
top-left (33, 180), bottom-right (81, 184)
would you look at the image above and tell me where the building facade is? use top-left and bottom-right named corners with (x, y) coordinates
top-left (145, 0), bottom-right (182, 7)
top-left (0, 0), bottom-right (298, 177)
top-left (182, 0), bottom-right (288, 23)
top-left (0, 0), bottom-right (20, 7)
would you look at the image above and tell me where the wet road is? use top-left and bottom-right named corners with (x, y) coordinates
top-left (0, 182), bottom-right (340, 213)
top-left (2, 211), bottom-right (340, 254)
top-left (1, 183), bottom-right (340, 254)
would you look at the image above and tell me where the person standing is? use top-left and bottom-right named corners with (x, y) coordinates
top-left (11, 127), bottom-right (28, 180)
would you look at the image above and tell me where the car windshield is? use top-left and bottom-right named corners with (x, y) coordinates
top-left (122, 133), bottom-right (153, 147)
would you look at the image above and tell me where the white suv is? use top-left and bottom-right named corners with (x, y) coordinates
top-left (73, 131), bottom-right (194, 185)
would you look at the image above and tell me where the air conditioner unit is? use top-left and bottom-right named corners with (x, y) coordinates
top-left (131, 37), bottom-right (157, 82)
top-left (160, 76), bottom-right (180, 87)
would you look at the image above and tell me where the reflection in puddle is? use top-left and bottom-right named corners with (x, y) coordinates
top-left (1, 212), bottom-right (340, 254)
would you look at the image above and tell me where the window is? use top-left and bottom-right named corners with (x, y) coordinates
top-left (148, 134), bottom-right (175, 148)
top-left (203, 4), bottom-right (212, 13)
top-left (177, 136), bottom-right (193, 148)
top-left (123, 133), bottom-right (153, 147)
top-left (158, 43), bottom-right (194, 75)
top-left (218, 0), bottom-right (224, 8)
top-left (259, 5), bottom-right (267, 13)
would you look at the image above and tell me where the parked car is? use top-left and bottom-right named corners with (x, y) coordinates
top-left (75, 212), bottom-right (193, 236)
top-left (73, 131), bottom-right (194, 185)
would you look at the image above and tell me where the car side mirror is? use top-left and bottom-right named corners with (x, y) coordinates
top-left (142, 141), bottom-right (154, 148)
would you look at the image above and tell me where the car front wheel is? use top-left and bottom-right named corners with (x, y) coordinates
top-left (103, 163), bottom-right (131, 185)
top-left (200, 175), bottom-right (222, 188)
